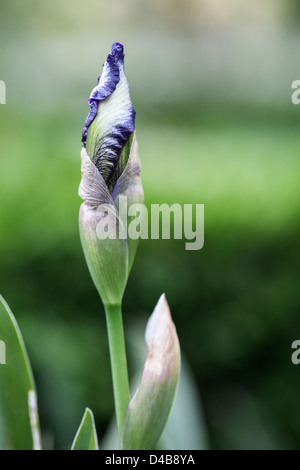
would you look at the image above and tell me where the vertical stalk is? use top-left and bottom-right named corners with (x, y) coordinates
top-left (104, 304), bottom-right (130, 442)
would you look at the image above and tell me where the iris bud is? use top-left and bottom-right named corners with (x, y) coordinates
top-left (79, 43), bottom-right (143, 306)
top-left (121, 294), bottom-right (181, 450)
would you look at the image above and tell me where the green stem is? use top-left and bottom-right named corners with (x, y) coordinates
top-left (104, 304), bottom-right (130, 442)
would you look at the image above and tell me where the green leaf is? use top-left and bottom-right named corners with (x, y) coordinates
top-left (0, 295), bottom-right (41, 450)
top-left (71, 408), bottom-right (99, 450)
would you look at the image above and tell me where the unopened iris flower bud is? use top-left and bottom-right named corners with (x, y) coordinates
top-left (79, 43), bottom-right (144, 306)
top-left (121, 294), bottom-right (181, 450)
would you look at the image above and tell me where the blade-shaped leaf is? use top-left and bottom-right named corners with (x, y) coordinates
top-left (121, 294), bottom-right (180, 450)
top-left (71, 408), bottom-right (99, 450)
top-left (0, 295), bottom-right (41, 450)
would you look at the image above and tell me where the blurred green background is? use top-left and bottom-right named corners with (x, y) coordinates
top-left (1, 0), bottom-right (300, 449)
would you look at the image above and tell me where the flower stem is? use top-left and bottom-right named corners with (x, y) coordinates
top-left (104, 304), bottom-right (130, 442)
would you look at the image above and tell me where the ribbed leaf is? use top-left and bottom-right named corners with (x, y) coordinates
top-left (71, 408), bottom-right (99, 450)
top-left (0, 295), bottom-right (41, 450)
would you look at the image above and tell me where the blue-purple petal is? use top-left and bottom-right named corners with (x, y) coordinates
top-left (93, 109), bottom-right (136, 182)
top-left (81, 43), bottom-right (125, 146)
top-left (82, 42), bottom-right (136, 192)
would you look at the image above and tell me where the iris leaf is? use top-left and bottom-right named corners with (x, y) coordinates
top-left (71, 408), bottom-right (99, 450)
top-left (0, 295), bottom-right (41, 450)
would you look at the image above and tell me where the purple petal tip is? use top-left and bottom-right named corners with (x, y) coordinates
top-left (81, 42), bottom-right (126, 146)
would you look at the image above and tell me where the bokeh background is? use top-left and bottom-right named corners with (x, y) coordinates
top-left (1, 0), bottom-right (300, 449)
